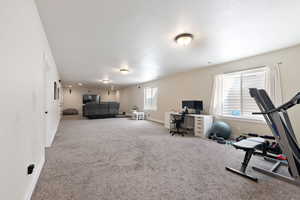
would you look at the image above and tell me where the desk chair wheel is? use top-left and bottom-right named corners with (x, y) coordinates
top-left (170, 130), bottom-right (185, 137)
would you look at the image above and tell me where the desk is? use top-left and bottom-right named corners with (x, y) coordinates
top-left (165, 112), bottom-right (213, 137)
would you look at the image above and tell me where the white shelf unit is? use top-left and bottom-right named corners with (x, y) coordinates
top-left (193, 115), bottom-right (213, 138)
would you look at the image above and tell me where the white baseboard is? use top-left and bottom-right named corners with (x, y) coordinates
top-left (46, 123), bottom-right (59, 148)
top-left (24, 155), bottom-right (45, 200)
top-left (147, 118), bottom-right (164, 124)
top-left (46, 129), bottom-right (56, 147)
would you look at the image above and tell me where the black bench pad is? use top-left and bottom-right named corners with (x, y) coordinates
top-left (232, 137), bottom-right (266, 150)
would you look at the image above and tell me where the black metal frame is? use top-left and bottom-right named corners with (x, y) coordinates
top-left (248, 88), bottom-right (300, 185)
top-left (226, 149), bottom-right (258, 182)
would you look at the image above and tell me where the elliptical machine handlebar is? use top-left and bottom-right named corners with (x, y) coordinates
top-left (252, 92), bottom-right (300, 115)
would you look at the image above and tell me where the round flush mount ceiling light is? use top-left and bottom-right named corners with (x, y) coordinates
top-left (120, 68), bottom-right (129, 75)
top-left (102, 79), bottom-right (110, 84)
top-left (174, 33), bottom-right (194, 46)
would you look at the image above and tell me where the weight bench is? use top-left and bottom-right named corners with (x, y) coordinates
top-left (226, 137), bottom-right (266, 182)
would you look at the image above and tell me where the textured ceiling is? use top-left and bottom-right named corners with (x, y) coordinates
top-left (35, 0), bottom-right (300, 87)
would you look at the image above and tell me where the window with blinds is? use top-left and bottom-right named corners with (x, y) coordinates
top-left (221, 68), bottom-right (267, 119)
top-left (144, 87), bottom-right (158, 110)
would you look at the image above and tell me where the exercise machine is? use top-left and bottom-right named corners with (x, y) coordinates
top-left (226, 88), bottom-right (300, 186)
top-left (250, 88), bottom-right (300, 185)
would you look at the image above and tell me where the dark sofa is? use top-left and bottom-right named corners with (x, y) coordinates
top-left (83, 102), bottom-right (120, 119)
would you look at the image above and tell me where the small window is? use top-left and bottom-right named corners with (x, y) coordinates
top-left (144, 87), bottom-right (158, 111)
top-left (220, 68), bottom-right (268, 120)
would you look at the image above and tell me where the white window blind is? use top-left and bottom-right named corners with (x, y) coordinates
top-left (242, 70), bottom-right (266, 117)
top-left (144, 87), bottom-right (158, 110)
top-left (222, 68), bottom-right (267, 119)
top-left (222, 73), bottom-right (241, 116)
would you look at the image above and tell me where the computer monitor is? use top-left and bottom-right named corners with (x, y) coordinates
top-left (182, 100), bottom-right (203, 114)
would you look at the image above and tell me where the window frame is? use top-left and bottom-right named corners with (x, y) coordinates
top-left (219, 67), bottom-right (268, 122)
top-left (144, 87), bottom-right (158, 111)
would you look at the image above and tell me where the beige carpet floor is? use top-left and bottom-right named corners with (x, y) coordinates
top-left (32, 118), bottom-right (300, 200)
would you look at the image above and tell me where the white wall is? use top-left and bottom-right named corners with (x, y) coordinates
top-left (63, 86), bottom-right (119, 115)
top-left (44, 56), bottom-right (62, 147)
top-left (0, 0), bottom-right (60, 199)
top-left (120, 45), bottom-right (300, 139)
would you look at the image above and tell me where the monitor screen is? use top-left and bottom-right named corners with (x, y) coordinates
top-left (182, 100), bottom-right (203, 111)
top-left (83, 94), bottom-right (100, 104)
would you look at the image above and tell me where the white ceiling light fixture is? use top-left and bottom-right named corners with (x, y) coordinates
top-left (175, 33), bottom-right (194, 46)
top-left (102, 79), bottom-right (110, 84)
top-left (78, 82), bottom-right (83, 86)
top-left (120, 67), bottom-right (129, 74)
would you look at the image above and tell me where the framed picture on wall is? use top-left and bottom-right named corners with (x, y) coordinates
top-left (54, 81), bottom-right (57, 100)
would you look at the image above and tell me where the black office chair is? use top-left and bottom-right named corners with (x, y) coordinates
top-left (170, 108), bottom-right (188, 136)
